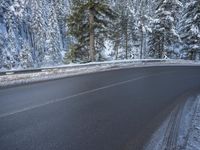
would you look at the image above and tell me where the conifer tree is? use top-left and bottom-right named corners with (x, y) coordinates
top-left (0, 33), bottom-right (4, 69)
top-left (149, 0), bottom-right (182, 58)
top-left (112, 0), bottom-right (132, 59)
top-left (44, 1), bottom-right (62, 66)
top-left (19, 41), bottom-right (33, 69)
top-left (30, 0), bottom-right (46, 67)
top-left (3, 4), bottom-right (20, 69)
top-left (6, 27), bottom-right (19, 68)
top-left (179, 1), bottom-right (200, 60)
top-left (67, 0), bottom-right (117, 62)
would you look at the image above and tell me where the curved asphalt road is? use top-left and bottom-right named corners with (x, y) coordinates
top-left (0, 66), bottom-right (200, 150)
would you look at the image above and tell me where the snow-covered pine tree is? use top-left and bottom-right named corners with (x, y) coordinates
top-left (13, 0), bottom-right (25, 18)
top-left (6, 27), bottom-right (19, 69)
top-left (111, 0), bottom-right (153, 60)
top-left (44, 1), bottom-right (62, 66)
top-left (4, 5), bottom-right (20, 69)
top-left (137, 0), bottom-right (155, 59)
top-left (0, 33), bottom-right (4, 69)
top-left (179, 1), bottom-right (200, 60)
top-left (19, 41), bottom-right (33, 69)
top-left (110, 8), bottom-right (121, 60)
top-left (30, 0), bottom-right (46, 67)
top-left (53, 0), bottom-right (68, 50)
top-left (111, 0), bottom-right (132, 59)
top-left (67, 0), bottom-right (117, 62)
top-left (1, 0), bottom-right (200, 71)
top-left (149, 0), bottom-right (182, 58)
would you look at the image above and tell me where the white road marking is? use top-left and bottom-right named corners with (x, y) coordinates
top-left (0, 71), bottom-right (176, 119)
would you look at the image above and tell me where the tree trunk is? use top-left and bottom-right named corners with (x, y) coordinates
top-left (143, 32), bottom-right (147, 59)
top-left (125, 26), bottom-right (128, 59)
top-left (162, 35), bottom-right (165, 58)
top-left (140, 25), bottom-right (143, 59)
top-left (140, 3), bottom-right (144, 59)
top-left (89, 8), bottom-right (95, 62)
top-left (158, 36), bottom-right (161, 59)
top-left (114, 33), bottom-right (120, 60)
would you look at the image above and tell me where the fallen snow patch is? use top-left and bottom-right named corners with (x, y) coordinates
top-left (0, 59), bottom-right (200, 88)
top-left (145, 95), bottom-right (200, 150)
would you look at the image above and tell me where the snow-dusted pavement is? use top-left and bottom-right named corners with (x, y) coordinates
top-left (0, 59), bottom-right (200, 88)
top-left (145, 95), bottom-right (200, 150)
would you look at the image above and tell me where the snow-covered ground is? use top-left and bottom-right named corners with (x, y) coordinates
top-left (0, 59), bottom-right (200, 88)
top-left (145, 95), bottom-right (200, 150)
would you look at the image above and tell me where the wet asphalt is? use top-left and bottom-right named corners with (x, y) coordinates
top-left (0, 66), bottom-right (200, 150)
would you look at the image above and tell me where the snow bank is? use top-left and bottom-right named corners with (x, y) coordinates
top-left (145, 95), bottom-right (200, 150)
top-left (0, 59), bottom-right (200, 88)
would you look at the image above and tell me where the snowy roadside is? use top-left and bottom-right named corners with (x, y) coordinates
top-left (145, 95), bottom-right (200, 150)
top-left (0, 59), bottom-right (200, 88)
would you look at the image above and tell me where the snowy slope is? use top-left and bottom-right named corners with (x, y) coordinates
top-left (145, 95), bottom-right (200, 150)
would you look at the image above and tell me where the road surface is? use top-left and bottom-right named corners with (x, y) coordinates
top-left (0, 66), bottom-right (200, 150)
